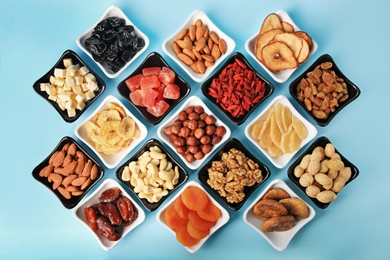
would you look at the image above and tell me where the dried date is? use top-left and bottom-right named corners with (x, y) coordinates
top-left (99, 187), bottom-right (121, 202)
top-left (84, 207), bottom-right (98, 231)
top-left (106, 202), bottom-right (122, 226)
top-left (116, 196), bottom-right (135, 223)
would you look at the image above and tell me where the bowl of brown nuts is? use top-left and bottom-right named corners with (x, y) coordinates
top-left (289, 54), bottom-right (361, 127)
top-left (287, 136), bottom-right (359, 209)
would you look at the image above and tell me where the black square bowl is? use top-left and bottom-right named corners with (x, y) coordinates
top-left (287, 136), bottom-right (359, 209)
top-left (33, 49), bottom-right (106, 123)
top-left (198, 138), bottom-right (271, 211)
top-left (201, 52), bottom-right (274, 125)
top-left (116, 138), bottom-right (189, 211)
top-left (32, 136), bottom-right (104, 209)
top-left (289, 54), bottom-right (361, 127)
top-left (117, 52), bottom-right (190, 125)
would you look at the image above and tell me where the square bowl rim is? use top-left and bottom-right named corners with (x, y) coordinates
top-left (72, 178), bottom-right (146, 251)
top-left (115, 137), bottom-right (189, 211)
top-left (201, 51), bottom-right (274, 125)
top-left (162, 9), bottom-right (236, 83)
top-left (117, 51), bottom-right (191, 125)
top-left (74, 94), bottom-right (148, 169)
top-left (244, 9), bottom-right (318, 84)
top-left (157, 95), bottom-right (231, 170)
top-left (32, 49), bottom-right (106, 123)
top-left (76, 4), bottom-right (150, 78)
top-left (243, 178), bottom-right (316, 251)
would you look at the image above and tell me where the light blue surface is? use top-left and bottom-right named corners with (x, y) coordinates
top-left (1, 0), bottom-right (389, 259)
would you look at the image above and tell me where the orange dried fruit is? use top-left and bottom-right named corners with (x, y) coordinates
top-left (176, 226), bottom-right (199, 247)
top-left (164, 204), bottom-right (187, 231)
top-left (188, 211), bottom-right (216, 231)
top-left (187, 221), bottom-right (210, 240)
top-left (174, 196), bottom-right (190, 220)
top-left (181, 186), bottom-right (208, 211)
top-left (197, 201), bottom-right (221, 222)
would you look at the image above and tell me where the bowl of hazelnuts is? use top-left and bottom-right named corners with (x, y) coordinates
top-left (157, 96), bottom-right (231, 170)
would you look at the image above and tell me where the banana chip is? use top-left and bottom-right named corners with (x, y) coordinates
top-left (85, 102), bottom-right (139, 155)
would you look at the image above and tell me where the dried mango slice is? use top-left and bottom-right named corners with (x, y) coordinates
top-left (259, 112), bottom-right (272, 149)
top-left (270, 111), bottom-right (282, 148)
top-left (289, 131), bottom-right (302, 152)
top-left (274, 103), bottom-right (286, 134)
top-left (268, 142), bottom-right (283, 157)
top-left (251, 120), bottom-right (264, 141)
top-left (282, 105), bottom-right (292, 131)
top-left (292, 115), bottom-right (308, 139)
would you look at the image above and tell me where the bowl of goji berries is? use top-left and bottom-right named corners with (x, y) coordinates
top-left (202, 52), bottom-right (274, 125)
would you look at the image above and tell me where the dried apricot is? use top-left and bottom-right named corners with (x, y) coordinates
top-left (197, 201), bottom-right (221, 222)
top-left (188, 211), bottom-right (216, 231)
top-left (181, 186), bottom-right (208, 211)
top-left (187, 221), bottom-right (210, 240)
top-left (164, 204), bottom-right (187, 231)
top-left (176, 226), bottom-right (199, 247)
top-left (174, 196), bottom-right (190, 220)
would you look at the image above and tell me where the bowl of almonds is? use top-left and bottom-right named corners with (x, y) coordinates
top-left (289, 54), bottom-right (361, 126)
top-left (32, 136), bottom-right (104, 209)
top-left (162, 10), bottom-right (235, 82)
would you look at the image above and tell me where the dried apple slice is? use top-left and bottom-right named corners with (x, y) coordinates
top-left (295, 31), bottom-right (313, 50)
top-left (261, 41), bottom-right (298, 72)
top-left (282, 22), bottom-right (294, 33)
top-left (255, 29), bottom-right (283, 62)
top-left (297, 38), bottom-right (310, 63)
top-left (273, 33), bottom-right (303, 59)
top-left (259, 13), bottom-right (283, 35)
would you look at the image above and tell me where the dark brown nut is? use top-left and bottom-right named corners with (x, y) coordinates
top-left (204, 115), bottom-right (216, 125)
top-left (253, 199), bottom-right (288, 221)
top-left (194, 105), bottom-right (204, 114)
top-left (187, 145), bottom-right (199, 154)
top-left (178, 111), bottom-right (188, 121)
top-left (199, 112), bottom-right (207, 121)
top-left (194, 128), bottom-right (205, 139)
top-left (215, 126), bottom-right (226, 137)
top-left (185, 106), bottom-right (194, 114)
top-left (186, 136), bottom-right (199, 146)
top-left (201, 144), bottom-right (212, 154)
top-left (187, 120), bottom-right (198, 131)
top-left (176, 146), bottom-right (186, 155)
top-left (200, 135), bottom-right (211, 145)
top-left (179, 127), bottom-right (191, 138)
top-left (197, 120), bottom-right (206, 128)
top-left (174, 137), bottom-right (186, 147)
top-left (188, 112), bottom-right (200, 120)
top-left (171, 125), bottom-right (180, 135)
top-left (205, 125), bottom-right (216, 136)
top-left (185, 153), bottom-right (195, 162)
top-left (262, 188), bottom-right (290, 201)
top-left (261, 215), bottom-right (296, 232)
top-left (194, 151), bottom-right (205, 160)
top-left (279, 198), bottom-right (309, 220)
top-left (173, 119), bottom-right (183, 128)
top-left (212, 135), bottom-right (221, 145)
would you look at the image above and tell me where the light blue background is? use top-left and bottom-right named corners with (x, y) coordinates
top-left (1, 0), bottom-right (389, 259)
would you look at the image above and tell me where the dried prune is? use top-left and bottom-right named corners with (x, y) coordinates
top-left (99, 187), bottom-right (121, 202)
top-left (88, 42), bottom-right (107, 56)
top-left (106, 202), bottom-right (122, 226)
top-left (102, 30), bottom-right (117, 42)
top-left (107, 17), bottom-right (125, 28)
top-left (95, 20), bottom-right (110, 33)
top-left (84, 207), bottom-right (98, 231)
top-left (121, 50), bottom-right (135, 62)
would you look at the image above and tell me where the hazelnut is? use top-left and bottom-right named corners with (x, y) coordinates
top-left (178, 111), bottom-right (188, 121)
top-left (194, 105), bottom-right (204, 114)
top-left (186, 136), bottom-right (199, 146)
top-left (188, 120), bottom-right (198, 131)
top-left (185, 106), bottom-right (194, 114)
top-left (194, 151), bottom-right (205, 160)
top-left (173, 119), bottom-right (182, 128)
top-left (169, 134), bottom-right (178, 142)
top-left (171, 125), bottom-right (180, 135)
top-left (164, 126), bottom-right (173, 136)
top-left (179, 127), bottom-right (191, 138)
top-left (185, 153), bottom-right (195, 163)
top-left (212, 135), bottom-right (221, 145)
top-left (201, 144), bottom-right (212, 154)
top-left (215, 126), bottom-right (226, 137)
top-left (188, 112), bottom-right (200, 120)
top-left (187, 145), bottom-right (199, 154)
top-left (205, 125), bottom-right (216, 136)
top-left (174, 137), bottom-right (186, 147)
top-left (200, 112), bottom-right (207, 121)
top-left (200, 135), bottom-right (211, 145)
top-left (198, 120), bottom-right (206, 128)
top-left (194, 128), bottom-right (205, 139)
top-left (176, 146), bottom-right (186, 155)
top-left (205, 115), bottom-right (216, 125)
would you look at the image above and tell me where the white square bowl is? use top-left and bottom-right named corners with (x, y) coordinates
top-left (245, 95), bottom-right (317, 169)
top-left (76, 5), bottom-right (150, 78)
top-left (157, 95), bottom-right (231, 170)
top-left (74, 95), bottom-right (147, 169)
top-left (73, 178), bottom-right (145, 251)
top-left (243, 179), bottom-right (315, 251)
top-left (156, 181), bottom-right (230, 253)
top-left (245, 10), bottom-right (318, 83)
top-left (162, 10), bottom-right (235, 83)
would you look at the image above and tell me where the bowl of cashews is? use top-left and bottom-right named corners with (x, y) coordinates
top-left (116, 138), bottom-right (189, 211)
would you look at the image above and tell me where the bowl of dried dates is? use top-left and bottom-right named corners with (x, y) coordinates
top-left (289, 54), bottom-right (361, 126)
top-left (157, 95), bottom-right (231, 170)
top-left (73, 178), bottom-right (145, 251)
top-left (198, 138), bottom-right (270, 211)
top-left (117, 52), bottom-right (190, 125)
top-left (202, 52), bottom-right (274, 125)
top-left (76, 5), bottom-right (149, 78)
top-left (32, 136), bottom-right (104, 209)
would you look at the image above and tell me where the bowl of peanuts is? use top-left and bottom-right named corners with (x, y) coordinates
top-left (289, 54), bottom-right (361, 127)
top-left (116, 138), bottom-right (189, 211)
top-left (162, 10), bottom-right (235, 82)
top-left (287, 136), bottom-right (359, 208)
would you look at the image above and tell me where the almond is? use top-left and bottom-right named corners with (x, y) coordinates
top-left (76, 151), bottom-right (86, 161)
top-left (205, 60), bottom-right (215, 68)
top-left (71, 176), bottom-right (87, 186)
top-left (201, 54), bottom-right (214, 62)
top-left (75, 153), bottom-right (85, 175)
top-left (183, 48), bottom-right (196, 60)
top-left (218, 38), bottom-right (227, 54)
top-left (81, 178), bottom-right (92, 190)
top-left (203, 45), bottom-right (210, 55)
top-left (203, 26), bottom-right (209, 39)
top-left (177, 53), bottom-right (194, 65)
top-left (172, 42), bottom-right (181, 54)
top-left (39, 164), bottom-right (53, 178)
top-left (62, 174), bottom-right (77, 187)
top-left (211, 44), bottom-right (221, 60)
top-left (52, 150), bottom-right (65, 167)
top-left (176, 28), bottom-right (188, 41)
top-left (62, 143), bottom-right (70, 152)
top-left (190, 63), bottom-right (200, 73)
top-left (54, 167), bottom-right (70, 176)
top-left (72, 191), bottom-right (84, 196)
top-left (196, 60), bottom-right (206, 74)
top-left (196, 25), bottom-right (206, 41)
top-left (176, 39), bottom-right (187, 49)
top-left (67, 143), bottom-right (77, 157)
top-left (90, 164), bottom-right (99, 181)
top-left (195, 19), bottom-right (202, 27)
top-left (65, 185), bottom-right (79, 192)
top-left (63, 160), bottom-right (78, 175)
top-left (58, 186), bottom-right (71, 199)
top-left (189, 25), bottom-right (196, 41)
top-left (49, 173), bottom-right (62, 184)
top-left (210, 31), bottom-right (219, 44)
top-left (81, 160), bottom-right (93, 177)
top-left (52, 181), bottom-right (61, 190)
top-left (208, 37), bottom-right (214, 49)
top-left (49, 151), bottom-right (59, 164)
top-left (62, 154), bottom-right (73, 167)
top-left (192, 48), bottom-right (202, 60)
top-left (183, 36), bottom-right (192, 50)
top-left (195, 37), bottom-right (206, 52)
